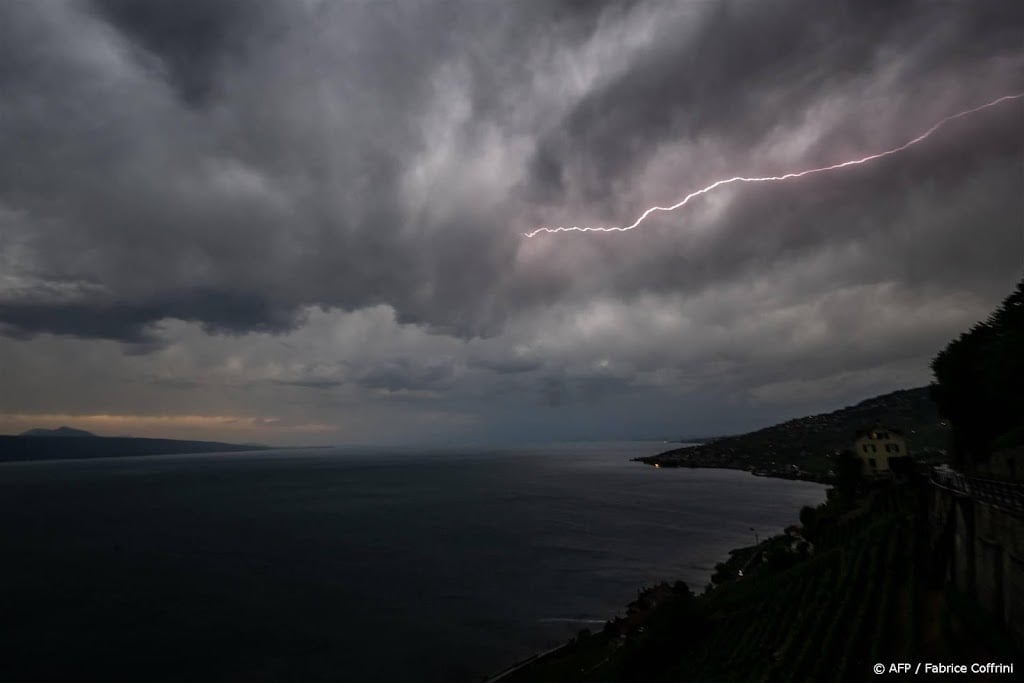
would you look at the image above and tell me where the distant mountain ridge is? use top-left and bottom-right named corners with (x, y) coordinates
top-left (0, 434), bottom-right (269, 463)
top-left (640, 386), bottom-right (947, 479)
top-left (19, 426), bottom-right (96, 438)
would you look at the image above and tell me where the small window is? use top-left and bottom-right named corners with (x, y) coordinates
top-left (862, 445), bottom-right (869, 453)
top-left (893, 444), bottom-right (900, 453)
top-left (868, 458), bottom-right (877, 468)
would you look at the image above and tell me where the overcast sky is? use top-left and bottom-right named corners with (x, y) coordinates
top-left (1, 0), bottom-right (1022, 446)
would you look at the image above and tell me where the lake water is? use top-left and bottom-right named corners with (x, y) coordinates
top-left (0, 442), bottom-right (826, 681)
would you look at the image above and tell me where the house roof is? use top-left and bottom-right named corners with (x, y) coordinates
top-left (854, 427), bottom-right (905, 438)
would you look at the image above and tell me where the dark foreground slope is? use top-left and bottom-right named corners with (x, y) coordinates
top-left (501, 477), bottom-right (1019, 683)
top-left (0, 435), bottom-right (268, 462)
top-left (640, 387), bottom-right (947, 479)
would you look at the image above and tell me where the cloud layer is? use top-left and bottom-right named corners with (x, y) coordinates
top-left (1, 0), bottom-right (1021, 443)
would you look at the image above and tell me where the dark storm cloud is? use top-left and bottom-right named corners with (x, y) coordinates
top-left (2, 0), bottom-right (572, 341)
top-left (596, 119), bottom-right (1023, 304)
top-left (89, 0), bottom-right (274, 106)
top-left (1, 0), bottom-right (1015, 344)
top-left (355, 359), bottom-right (456, 393)
top-left (525, 0), bottom-right (1024, 205)
top-left (0, 289), bottom-right (298, 343)
top-left (511, 1), bottom-right (1023, 325)
top-left (469, 357), bottom-right (543, 375)
top-left (0, 0), bottom-right (1021, 440)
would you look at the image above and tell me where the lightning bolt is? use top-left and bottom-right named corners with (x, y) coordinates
top-left (525, 92), bottom-right (1024, 237)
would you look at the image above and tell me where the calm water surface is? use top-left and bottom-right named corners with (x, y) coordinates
top-left (0, 442), bottom-right (826, 681)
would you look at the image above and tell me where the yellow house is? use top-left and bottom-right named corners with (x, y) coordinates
top-left (854, 428), bottom-right (907, 475)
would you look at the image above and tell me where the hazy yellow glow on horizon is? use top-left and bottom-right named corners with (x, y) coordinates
top-left (0, 413), bottom-right (336, 439)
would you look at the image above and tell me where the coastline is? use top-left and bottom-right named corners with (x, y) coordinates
top-left (634, 444), bottom-right (834, 485)
top-left (481, 642), bottom-right (571, 683)
top-left (486, 457), bottom-right (828, 681)
top-left (626, 387), bottom-right (945, 488)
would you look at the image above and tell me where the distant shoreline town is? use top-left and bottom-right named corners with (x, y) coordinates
top-left (636, 386), bottom-right (947, 484)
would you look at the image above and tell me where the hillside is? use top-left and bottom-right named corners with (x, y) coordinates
top-left (640, 387), bottom-right (947, 480)
top-left (499, 478), bottom-right (1019, 683)
top-left (18, 426), bottom-right (95, 438)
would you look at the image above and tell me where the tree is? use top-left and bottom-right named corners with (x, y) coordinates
top-left (835, 449), bottom-right (863, 506)
top-left (799, 504), bottom-right (820, 542)
top-left (799, 504), bottom-right (817, 529)
top-left (931, 278), bottom-right (1024, 470)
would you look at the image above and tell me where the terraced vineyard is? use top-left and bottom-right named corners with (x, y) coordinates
top-left (673, 489), bottom-right (917, 683)
top-left (502, 481), bottom-right (1017, 683)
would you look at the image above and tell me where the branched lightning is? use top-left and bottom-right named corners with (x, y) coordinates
top-left (524, 92), bottom-right (1024, 237)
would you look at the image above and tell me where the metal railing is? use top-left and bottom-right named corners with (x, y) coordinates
top-left (930, 468), bottom-right (1024, 517)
